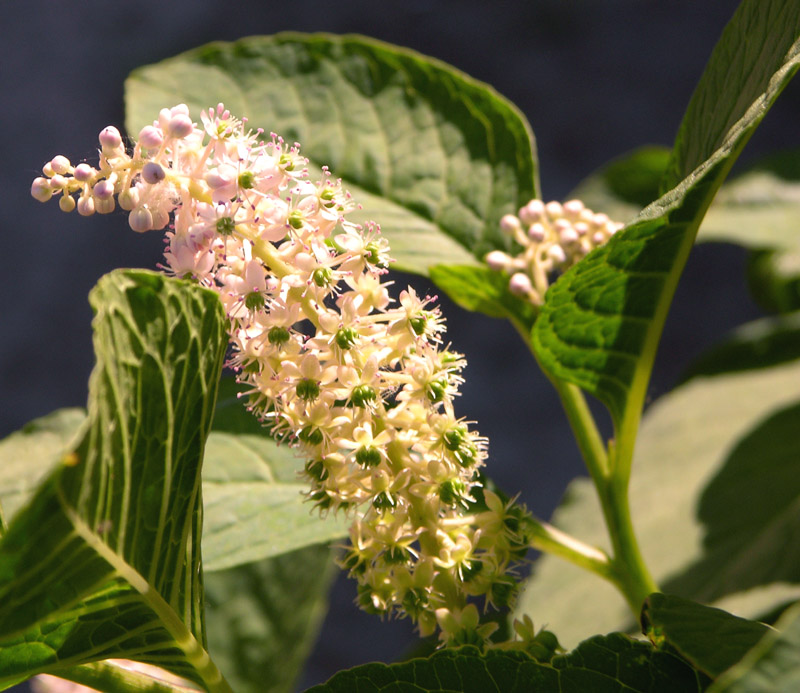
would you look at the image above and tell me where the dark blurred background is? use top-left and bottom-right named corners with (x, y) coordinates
top-left (3, 1), bottom-right (795, 690)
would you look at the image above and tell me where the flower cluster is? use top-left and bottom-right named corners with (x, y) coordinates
top-left (32, 104), bottom-right (529, 643)
top-left (486, 199), bottom-right (623, 305)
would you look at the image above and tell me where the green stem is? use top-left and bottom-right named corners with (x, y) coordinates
top-left (521, 325), bottom-right (658, 616)
top-left (596, 471), bottom-right (659, 614)
top-left (46, 660), bottom-right (203, 693)
top-left (551, 380), bottom-right (609, 484)
top-left (524, 516), bottom-right (615, 583)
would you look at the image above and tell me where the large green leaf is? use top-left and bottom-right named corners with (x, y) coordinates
top-left (532, 0), bottom-right (800, 434)
top-left (205, 544), bottom-right (336, 693)
top-left (642, 594), bottom-right (771, 679)
top-left (0, 270), bottom-right (231, 690)
top-left (0, 408), bottom-right (85, 522)
top-left (515, 348), bottom-right (800, 648)
top-left (0, 405), bottom-right (348, 575)
top-left (307, 634), bottom-right (707, 692)
top-left (202, 430), bottom-right (346, 571)
top-left (710, 600), bottom-right (800, 692)
top-left (125, 33), bottom-right (537, 276)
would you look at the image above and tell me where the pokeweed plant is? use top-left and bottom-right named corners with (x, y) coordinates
top-left (4, 0), bottom-right (800, 690)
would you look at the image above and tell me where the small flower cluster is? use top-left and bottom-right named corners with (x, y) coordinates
top-left (486, 199), bottom-right (623, 305)
top-left (32, 104), bottom-right (528, 643)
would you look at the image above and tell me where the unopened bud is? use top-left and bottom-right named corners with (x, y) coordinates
top-left (508, 272), bottom-right (533, 297)
top-left (99, 126), bottom-right (122, 150)
top-left (59, 195), bottom-right (76, 213)
top-left (129, 206), bottom-right (153, 232)
top-left (50, 155), bottom-right (71, 175)
top-left (93, 180), bottom-right (114, 200)
top-left (31, 177), bottom-right (53, 202)
top-left (166, 114), bottom-right (194, 139)
top-left (499, 214), bottom-right (521, 235)
top-left (138, 125), bottom-right (163, 149)
top-left (142, 162), bottom-right (166, 184)
top-left (485, 250), bottom-right (511, 271)
top-left (73, 163), bottom-right (95, 182)
top-left (77, 196), bottom-right (95, 216)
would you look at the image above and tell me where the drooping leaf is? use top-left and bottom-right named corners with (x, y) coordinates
top-left (0, 270), bottom-right (231, 690)
top-left (204, 544), bottom-right (337, 693)
top-left (642, 593), bottom-right (771, 679)
top-left (125, 33), bottom-right (538, 276)
top-left (515, 351), bottom-right (800, 647)
top-left (709, 600), bottom-right (800, 692)
top-left (532, 0), bottom-right (800, 432)
top-left (307, 634), bottom-right (707, 692)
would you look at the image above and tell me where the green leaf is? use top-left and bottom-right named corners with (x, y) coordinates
top-left (0, 403), bottom-right (347, 575)
top-left (307, 635), bottom-right (707, 692)
top-left (0, 270), bottom-right (231, 690)
top-left (125, 33), bottom-right (538, 276)
top-left (202, 429), bottom-right (347, 571)
top-left (0, 408), bottom-right (84, 522)
top-left (428, 264), bottom-right (537, 332)
top-left (747, 249), bottom-right (800, 314)
top-left (515, 351), bottom-right (800, 647)
top-left (642, 593), bottom-right (771, 679)
top-left (680, 312), bottom-right (800, 380)
top-left (710, 600), bottom-right (800, 692)
top-left (205, 544), bottom-right (337, 693)
top-left (532, 0), bottom-right (800, 434)
top-left (569, 146), bottom-right (671, 224)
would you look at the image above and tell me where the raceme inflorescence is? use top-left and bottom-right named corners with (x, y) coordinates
top-left (486, 199), bottom-right (623, 306)
top-left (32, 104), bottom-right (533, 645)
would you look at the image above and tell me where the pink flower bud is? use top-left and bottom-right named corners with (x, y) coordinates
top-left (508, 272), bottom-right (533, 297)
top-left (547, 244), bottom-right (567, 264)
top-left (93, 180), bottom-right (114, 200)
top-left (519, 200), bottom-right (544, 225)
top-left (73, 163), bottom-right (95, 182)
top-left (99, 126), bottom-right (122, 150)
top-left (563, 199), bottom-right (585, 218)
top-left (96, 197), bottom-right (115, 214)
top-left (499, 214), bottom-right (521, 234)
top-left (528, 223), bottom-right (546, 242)
top-left (31, 177), bottom-right (53, 202)
top-left (138, 125), bottom-right (164, 149)
top-left (77, 196), bottom-right (95, 216)
top-left (129, 207), bottom-right (153, 232)
top-left (166, 114), bottom-right (194, 139)
top-left (50, 155), bottom-right (71, 175)
top-left (485, 250), bottom-right (511, 271)
top-left (545, 201), bottom-right (563, 219)
top-left (142, 162), bottom-right (166, 184)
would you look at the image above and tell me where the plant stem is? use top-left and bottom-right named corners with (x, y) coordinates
top-left (45, 660), bottom-right (206, 693)
top-left (523, 336), bottom-right (658, 616)
top-left (524, 516), bottom-right (615, 583)
top-left (595, 472), bottom-right (659, 614)
top-left (551, 380), bottom-right (609, 483)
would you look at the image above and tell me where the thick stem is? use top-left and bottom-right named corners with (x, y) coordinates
top-left (551, 380), bottom-right (609, 483)
top-left (597, 473), bottom-right (659, 614)
top-left (522, 328), bottom-right (658, 616)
